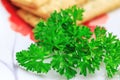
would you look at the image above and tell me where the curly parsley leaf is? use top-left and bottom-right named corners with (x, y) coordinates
top-left (16, 6), bottom-right (120, 79)
top-left (16, 44), bottom-right (51, 73)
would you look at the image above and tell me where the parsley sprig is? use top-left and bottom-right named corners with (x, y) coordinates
top-left (16, 6), bottom-right (120, 79)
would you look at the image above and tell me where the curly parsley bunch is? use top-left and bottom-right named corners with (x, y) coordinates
top-left (16, 6), bottom-right (120, 79)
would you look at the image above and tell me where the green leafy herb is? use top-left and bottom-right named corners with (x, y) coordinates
top-left (16, 6), bottom-right (120, 79)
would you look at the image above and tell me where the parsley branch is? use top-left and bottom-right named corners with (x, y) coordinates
top-left (16, 6), bottom-right (120, 79)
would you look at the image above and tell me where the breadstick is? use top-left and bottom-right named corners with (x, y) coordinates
top-left (11, 0), bottom-right (88, 19)
top-left (11, 0), bottom-right (48, 8)
top-left (17, 9), bottom-right (41, 27)
top-left (78, 0), bottom-right (120, 24)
